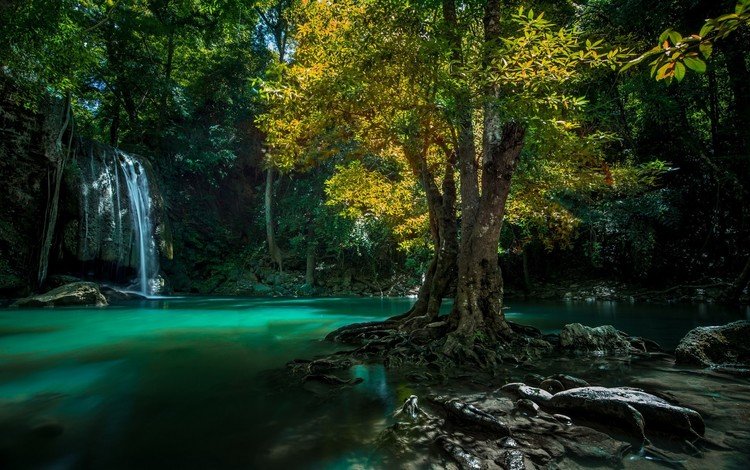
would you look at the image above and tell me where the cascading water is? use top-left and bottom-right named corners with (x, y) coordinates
top-left (77, 143), bottom-right (159, 296)
top-left (117, 152), bottom-right (158, 296)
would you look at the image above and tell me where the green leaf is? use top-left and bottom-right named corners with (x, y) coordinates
top-left (699, 42), bottom-right (713, 58)
top-left (658, 29), bottom-right (671, 43)
top-left (674, 61), bottom-right (686, 81)
top-left (667, 30), bottom-right (683, 44)
top-left (699, 23), bottom-right (714, 37)
top-left (683, 56), bottom-right (706, 73)
top-left (528, 8), bottom-right (534, 19)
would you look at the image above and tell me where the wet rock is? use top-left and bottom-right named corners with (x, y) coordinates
top-left (559, 323), bottom-right (630, 354)
top-left (498, 437), bottom-right (520, 448)
top-left (395, 395), bottom-right (429, 420)
top-left (100, 286), bottom-right (147, 301)
top-left (522, 374), bottom-right (545, 387)
top-left (553, 414), bottom-right (572, 426)
top-left (675, 321), bottom-right (750, 369)
top-left (548, 387), bottom-right (704, 439)
top-left (430, 396), bottom-right (510, 436)
top-left (500, 383), bottom-right (552, 403)
top-left (436, 435), bottom-right (487, 470)
top-left (496, 449), bottom-right (526, 470)
top-left (515, 399), bottom-right (539, 416)
top-left (547, 374), bottom-right (589, 390)
top-left (12, 282), bottom-right (107, 307)
top-left (539, 379), bottom-right (564, 394)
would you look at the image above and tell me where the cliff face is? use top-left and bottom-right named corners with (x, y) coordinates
top-left (0, 90), bottom-right (60, 295)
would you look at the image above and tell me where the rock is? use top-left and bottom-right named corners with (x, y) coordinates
top-left (436, 435), bottom-right (486, 470)
top-left (548, 374), bottom-right (589, 390)
top-left (500, 383), bottom-right (552, 403)
top-left (539, 379), bottom-right (564, 394)
top-left (553, 414), bottom-right (572, 426)
top-left (515, 399), bottom-right (539, 416)
top-left (522, 374), bottom-right (545, 387)
top-left (430, 396), bottom-right (510, 436)
top-left (12, 282), bottom-right (107, 307)
top-left (547, 387), bottom-right (704, 439)
top-left (675, 321), bottom-right (750, 368)
top-left (496, 449), bottom-right (526, 470)
top-left (558, 323), bottom-right (630, 354)
top-left (395, 395), bottom-right (428, 420)
top-left (100, 286), bottom-right (148, 301)
top-left (498, 437), bottom-right (520, 448)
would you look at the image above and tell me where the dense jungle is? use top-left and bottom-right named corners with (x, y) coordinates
top-left (0, 0), bottom-right (749, 468)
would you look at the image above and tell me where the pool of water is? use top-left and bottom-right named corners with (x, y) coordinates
top-left (0, 297), bottom-right (747, 468)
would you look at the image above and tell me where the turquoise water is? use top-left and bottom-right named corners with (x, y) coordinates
top-left (0, 297), bottom-right (747, 468)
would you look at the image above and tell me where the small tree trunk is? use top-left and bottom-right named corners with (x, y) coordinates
top-left (265, 167), bottom-right (283, 272)
top-left (38, 94), bottom-right (72, 288)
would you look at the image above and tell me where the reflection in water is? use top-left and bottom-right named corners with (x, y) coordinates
top-left (0, 297), bottom-right (747, 468)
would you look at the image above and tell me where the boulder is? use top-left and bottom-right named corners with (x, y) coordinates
top-left (547, 387), bottom-right (704, 440)
top-left (559, 323), bottom-right (630, 353)
top-left (675, 321), bottom-right (750, 369)
top-left (12, 282), bottom-right (107, 307)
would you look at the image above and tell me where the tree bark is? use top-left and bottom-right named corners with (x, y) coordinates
top-left (38, 94), bottom-right (72, 288)
top-left (394, 154), bottom-right (458, 325)
top-left (450, 122), bottom-right (525, 340)
top-left (265, 167), bottom-right (283, 272)
top-left (446, 0), bottom-right (526, 342)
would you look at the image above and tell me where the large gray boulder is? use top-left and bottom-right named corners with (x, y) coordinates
top-left (675, 321), bottom-right (750, 368)
top-left (13, 282), bottom-right (107, 307)
top-left (559, 323), bottom-right (630, 353)
top-left (547, 387), bottom-right (704, 439)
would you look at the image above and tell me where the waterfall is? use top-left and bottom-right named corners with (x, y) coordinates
top-left (77, 144), bottom-right (159, 296)
top-left (117, 152), bottom-right (158, 296)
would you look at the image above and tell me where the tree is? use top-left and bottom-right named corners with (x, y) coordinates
top-left (259, 0), bottom-right (625, 354)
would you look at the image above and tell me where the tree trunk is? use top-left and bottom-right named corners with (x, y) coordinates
top-left (38, 94), bottom-right (72, 288)
top-left (394, 155), bottom-right (458, 324)
top-left (445, 0), bottom-right (526, 342)
top-left (265, 167), bottom-right (283, 272)
top-left (450, 122), bottom-right (525, 340)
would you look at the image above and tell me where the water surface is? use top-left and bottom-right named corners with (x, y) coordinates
top-left (0, 297), bottom-right (747, 468)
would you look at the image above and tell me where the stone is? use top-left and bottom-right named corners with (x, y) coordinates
top-left (547, 387), bottom-right (704, 439)
top-left (436, 435), bottom-right (486, 470)
top-left (12, 282), bottom-right (107, 307)
top-left (430, 396), bottom-right (510, 436)
top-left (539, 379), bottom-right (564, 394)
top-left (553, 414), bottom-right (572, 426)
top-left (558, 323), bottom-right (630, 353)
top-left (496, 449), bottom-right (526, 470)
top-left (500, 383), bottom-right (553, 403)
top-left (675, 321), bottom-right (750, 368)
top-left (548, 374), bottom-right (589, 390)
top-left (515, 399), bottom-right (539, 416)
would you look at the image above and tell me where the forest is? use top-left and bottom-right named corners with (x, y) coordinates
top-left (0, 0), bottom-right (749, 469)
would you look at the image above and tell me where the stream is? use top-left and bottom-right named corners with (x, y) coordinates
top-left (0, 297), bottom-right (748, 468)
